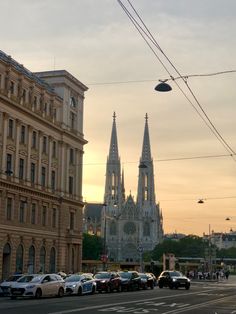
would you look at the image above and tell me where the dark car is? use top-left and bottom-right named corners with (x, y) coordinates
top-left (118, 271), bottom-right (141, 291)
top-left (139, 273), bottom-right (154, 289)
top-left (158, 271), bottom-right (190, 290)
top-left (94, 271), bottom-right (121, 293)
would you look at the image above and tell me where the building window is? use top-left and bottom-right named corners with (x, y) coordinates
top-left (70, 212), bottom-right (75, 230)
top-left (22, 89), bottom-right (26, 103)
top-left (19, 201), bottom-right (25, 223)
top-left (70, 112), bottom-right (76, 130)
top-left (52, 208), bottom-right (57, 228)
top-left (20, 125), bottom-right (26, 144)
top-left (6, 153), bottom-right (12, 175)
top-left (51, 170), bottom-right (56, 190)
top-left (19, 158), bottom-right (24, 180)
top-left (42, 206), bottom-right (47, 226)
top-left (42, 136), bottom-right (47, 154)
top-left (10, 81), bottom-right (14, 94)
top-left (8, 119), bottom-right (14, 138)
top-left (70, 96), bottom-right (77, 108)
top-left (31, 163), bottom-right (36, 183)
top-left (41, 166), bottom-right (46, 187)
top-left (33, 96), bottom-right (37, 108)
top-left (52, 141), bottom-right (56, 158)
top-left (69, 148), bottom-right (74, 164)
top-left (6, 197), bottom-right (12, 220)
top-left (32, 131), bottom-right (37, 149)
top-left (69, 176), bottom-right (74, 194)
top-left (31, 203), bottom-right (36, 224)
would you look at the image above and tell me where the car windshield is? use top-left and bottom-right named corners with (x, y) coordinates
top-left (30, 275), bottom-right (44, 283)
top-left (94, 273), bottom-right (111, 279)
top-left (119, 272), bottom-right (131, 279)
top-left (139, 274), bottom-right (147, 279)
top-left (5, 275), bottom-right (22, 282)
top-left (65, 275), bottom-right (82, 282)
top-left (17, 275), bottom-right (35, 283)
top-left (170, 271), bottom-right (183, 277)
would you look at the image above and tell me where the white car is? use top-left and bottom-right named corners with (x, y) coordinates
top-left (0, 274), bottom-right (23, 296)
top-left (10, 273), bottom-right (65, 299)
top-left (65, 273), bottom-right (96, 295)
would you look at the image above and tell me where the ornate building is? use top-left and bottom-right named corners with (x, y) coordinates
top-left (0, 51), bottom-right (87, 279)
top-left (101, 113), bottom-right (163, 263)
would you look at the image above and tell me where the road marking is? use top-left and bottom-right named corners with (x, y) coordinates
top-left (47, 289), bottom-right (223, 314)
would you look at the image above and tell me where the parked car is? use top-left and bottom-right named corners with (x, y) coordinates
top-left (0, 274), bottom-right (23, 296)
top-left (65, 273), bottom-right (96, 295)
top-left (158, 271), bottom-right (190, 290)
top-left (139, 273), bottom-right (154, 289)
top-left (118, 271), bottom-right (141, 291)
top-left (94, 271), bottom-right (122, 293)
top-left (10, 273), bottom-right (65, 298)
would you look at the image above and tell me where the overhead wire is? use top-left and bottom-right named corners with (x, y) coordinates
top-left (116, 0), bottom-right (236, 159)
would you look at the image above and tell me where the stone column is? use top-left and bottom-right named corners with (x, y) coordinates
top-left (14, 119), bottom-right (21, 182)
top-left (26, 126), bottom-right (32, 185)
top-left (37, 131), bottom-right (43, 187)
top-left (48, 136), bottom-right (53, 191)
top-left (58, 141), bottom-right (65, 194)
top-left (1, 112), bottom-right (8, 175)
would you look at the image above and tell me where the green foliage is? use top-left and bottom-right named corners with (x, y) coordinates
top-left (217, 247), bottom-right (236, 259)
top-left (151, 235), bottom-right (208, 260)
top-left (82, 233), bottom-right (103, 260)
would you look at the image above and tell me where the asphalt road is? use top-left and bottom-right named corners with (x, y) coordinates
top-left (0, 280), bottom-right (236, 314)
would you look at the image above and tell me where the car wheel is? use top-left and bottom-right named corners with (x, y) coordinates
top-left (57, 287), bottom-right (64, 297)
top-left (77, 287), bottom-right (83, 296)
top-left (158, 284), bottom-right (163, 289)
top-left (10, 296), bottom-right (16, 300)
top-left (151, 284), bottom-right (154, 290)
top-left (185, 284), bottom-right (190, 290)
top-left (107, 285), bottom-right (112, 293)
top-left (35, 288), bottom-right (42, 299)
top-left (117, 285), bottom-right (122, 293)
top-left (91, 286), bottom-right (96, 294)
top-left (169, 284), bottom-right (173, 289)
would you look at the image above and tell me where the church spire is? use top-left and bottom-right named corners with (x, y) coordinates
top-left (141, 113), bottom-right (152, 162)
top-left (104, 112), bottom-right (122, 206)
top-left (137, 113), bottom-right (156, 206)
top-left (108, 112), bottom-right (119, 161)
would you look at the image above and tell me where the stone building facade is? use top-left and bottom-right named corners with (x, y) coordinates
top-left (0, 50), bottom-right (87, 279)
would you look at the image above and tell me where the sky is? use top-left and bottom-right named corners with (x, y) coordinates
top-left (1, 0), bottom-right (236, 236)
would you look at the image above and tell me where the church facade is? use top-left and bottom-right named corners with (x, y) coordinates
top-left (101, 113), bottom-right (163, 263)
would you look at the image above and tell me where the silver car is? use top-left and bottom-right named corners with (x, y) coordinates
top-left (0, 274), bottom-right (23, 296)
top-left (10, 273), bottom-right (65, 299)
top-left (65, 274), bottom-right (96, 295)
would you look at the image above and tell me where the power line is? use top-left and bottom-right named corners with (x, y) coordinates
top-left (87, 70), bottom-right (236, 86)
top-left (83, 152), bottom-right (234, 166)
top-left (116, 0), bottom-right (236, 159)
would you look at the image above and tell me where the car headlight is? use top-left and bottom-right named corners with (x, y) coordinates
top-left (101, 280), bottom-right (106, 283)
top-left (187, 278), bottom-right (190, 282)
top-left (72, 284), bottom-right (77, 288)
top-left (172, 278), bottom-right (177, 282)
top-left (26, 285), bottom-right (35, 289)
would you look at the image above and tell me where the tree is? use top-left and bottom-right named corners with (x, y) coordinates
top-left (82, 233), bottom-right (103, 260)
top-left (151, 235), bottom-right (208, 260)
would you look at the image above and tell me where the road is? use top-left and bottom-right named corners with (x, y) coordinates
top-left (0, 280), bottom-right (236, 314)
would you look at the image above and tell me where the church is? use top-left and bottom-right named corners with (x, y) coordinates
top-left (94, 112), bottom-right (164, 263)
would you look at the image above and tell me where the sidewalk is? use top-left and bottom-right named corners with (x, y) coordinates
top-left (192, 274), bottom-right (236, 285)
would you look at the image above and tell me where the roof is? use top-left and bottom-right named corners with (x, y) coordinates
top-left (84, 203), bottom-right (103, 221)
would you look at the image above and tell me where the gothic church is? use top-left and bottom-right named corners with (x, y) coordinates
top-left (101, 113), bottom-right (163, 262)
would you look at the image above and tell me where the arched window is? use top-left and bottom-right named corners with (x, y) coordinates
top-left (110, 221), bottom-right (116, 235)
top-left (16, 244), bottom-right (23, 273)
top-left (39, 246), bottom-right (46, 273)
top-left (49, 247), bottom-right (56, 273)
top-left (28, 245), bottom-right (35, 274)
top-left (143, 222), bottom-right (150, 237)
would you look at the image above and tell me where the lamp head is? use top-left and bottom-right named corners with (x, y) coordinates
top-left (154, 80), bottom-right (172, 92)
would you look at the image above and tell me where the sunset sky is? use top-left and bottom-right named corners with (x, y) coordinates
top-left (1, 0), bottom-right (236, 235)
